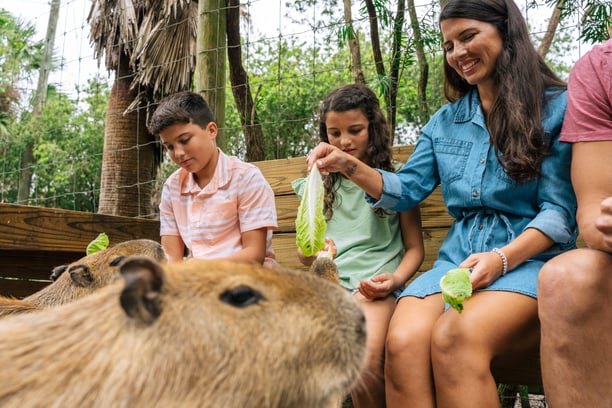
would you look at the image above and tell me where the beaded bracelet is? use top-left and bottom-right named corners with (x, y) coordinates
top-left (492, 248), bottom-right (508, 276)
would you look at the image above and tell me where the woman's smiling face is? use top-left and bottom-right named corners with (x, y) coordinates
top-left (441, 17), bottom-right (503, 91)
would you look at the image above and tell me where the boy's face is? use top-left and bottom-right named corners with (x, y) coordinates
top-left (160, 121), bottom-right (218, 177)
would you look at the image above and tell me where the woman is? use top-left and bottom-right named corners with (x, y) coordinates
top-left (307, 1), bottom-right (576, 406)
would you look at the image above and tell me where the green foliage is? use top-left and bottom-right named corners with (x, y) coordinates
top-left (0, 9), bottom-right (44, 137)
top-left (0, 76), bottom-right (109, 211)
top-left (224, 36), bottom-right (352, 159)
top-left (543, 0), bottom-right (611, 43)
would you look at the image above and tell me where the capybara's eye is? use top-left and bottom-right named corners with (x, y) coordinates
top-left (109, 256), bottom-right (125, 267)
top-left (219, 285), bottom-right (264, 307)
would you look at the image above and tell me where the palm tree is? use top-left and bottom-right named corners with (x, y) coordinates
top-left (87, 0), bottom-right (197, 217)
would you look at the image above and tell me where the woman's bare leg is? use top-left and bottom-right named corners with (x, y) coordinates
top-left (431, 291), bottom-right (539, 408)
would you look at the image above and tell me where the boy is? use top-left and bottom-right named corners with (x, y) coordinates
top-left (148, 92), bottom-right (277, 265)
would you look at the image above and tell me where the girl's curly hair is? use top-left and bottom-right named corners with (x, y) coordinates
top-left (318, 84), bottom-right (395, 219)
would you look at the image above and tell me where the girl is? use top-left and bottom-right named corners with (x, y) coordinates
top-left (293, 83), bottom-right (424, 408)
top-left (307, 1), bottom-right (577, 406)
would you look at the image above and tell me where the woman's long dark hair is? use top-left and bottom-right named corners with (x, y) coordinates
top-left (318, 84), bottom-right (394, 219)
top-left (440, 0), bottom-right (566, 182)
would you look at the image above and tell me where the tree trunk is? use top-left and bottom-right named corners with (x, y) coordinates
top-left (343, 0), bottom-right (365, 84)
top-left (537, 0), bottom-right (563, 58)
top-left (407, 0), bottom-right (429, 128)
top-left (98, 52), bottom-right (157, 217)
top-left (364, 0), bottom-right (385, 81)
top-left (387, 0), bottom-right (408, 141)
top-left (17, 0), bottom-right (60, 204)
top-left (226, 0), bottom-right (265, 162)
top-left (196, 0), bottom-right (227, 151)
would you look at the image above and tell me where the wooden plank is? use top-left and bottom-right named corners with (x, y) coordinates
top-left (0, 278), bottom-right (49, 299)
top-left (0, 203), bottom-right (159, 253)
top-left (0, 249), bottom-right (82, 280)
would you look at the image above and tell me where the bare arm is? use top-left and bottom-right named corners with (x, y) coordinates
top-left (223, 228), bottom-right (268, 265)
top-left (307, 142), bottom-right (384, 200)
top-left (571, 142), bottom-right (612, 252)
top-left (161, 235), bottom-right (185, 263)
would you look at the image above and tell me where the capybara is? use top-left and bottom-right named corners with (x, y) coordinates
top-left (0, 257), bottom-right (366, 407)
top-left (0, 239), bottom-right (166, 317)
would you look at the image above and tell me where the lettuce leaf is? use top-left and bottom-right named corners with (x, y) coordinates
top-left (440, 268), bottom-right (472, 314)
top-left (295, 166), bottom-right (327, 257)
top-left (86, 232), bottom-right (109, 255)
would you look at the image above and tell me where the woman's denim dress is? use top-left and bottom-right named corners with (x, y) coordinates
top-left (368, 88), bottom-right (577, 299)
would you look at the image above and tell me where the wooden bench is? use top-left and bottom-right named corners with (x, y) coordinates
top-left (0, 144), bottom-right (545, 387)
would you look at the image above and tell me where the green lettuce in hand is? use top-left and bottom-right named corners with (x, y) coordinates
top-left (295, 166), bottom-right (327, 257)
top-left (86, 232), bottom-right (109, 255)
top-left (440, 268), bottom-right (473, 314)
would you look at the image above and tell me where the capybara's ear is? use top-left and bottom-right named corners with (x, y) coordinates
top-left (50, 265), bottom-right (68, 281)
top-left (68, 264), bottom-right (94, 287)
top-left (119, 257), bottom-right (165, 325)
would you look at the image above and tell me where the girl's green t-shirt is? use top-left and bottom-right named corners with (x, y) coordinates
top-left (292, 177), bottom-right (405, 290)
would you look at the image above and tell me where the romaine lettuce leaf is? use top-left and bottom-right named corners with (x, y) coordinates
top-left (440, 268), bottom-right (472, 314)
top-left (86, 232), bottom-right (109, 255)
top-left (295, 166), bottom-right (327, 257)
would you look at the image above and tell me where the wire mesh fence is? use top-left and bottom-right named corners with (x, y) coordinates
top-left (0, 0), bottom-right (600, 216)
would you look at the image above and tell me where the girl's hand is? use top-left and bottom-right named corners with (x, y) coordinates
top-left (321, 237), bottom-right (337, 259)
top-left (459, 252), bottom-right (505, 290)
top-left (297, 237), bottom-right (337, 266)
top-left (358, 273), bottom-right (398, 300)
top-left (307, 142), bottom-right (355, 176)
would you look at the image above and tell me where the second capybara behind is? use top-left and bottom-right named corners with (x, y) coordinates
top-left (0, 239), bottom-right (166, 318)
top-left (0, 257), bottom-right (366, 408)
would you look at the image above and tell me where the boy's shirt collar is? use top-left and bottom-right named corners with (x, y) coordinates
top-left (179, 148), bottom-right (230, 195)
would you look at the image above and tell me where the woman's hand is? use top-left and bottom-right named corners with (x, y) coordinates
top-left (358, 273), bottom-right (400, 300)
top-left (459, 252), bottom-right (505, 290)
top-left (307, 142), bottom-right (356, 176)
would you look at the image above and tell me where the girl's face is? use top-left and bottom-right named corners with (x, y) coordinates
top-left (441, 17), bottom-right (503, 91)
top-left (325, 108), bottom-right (370, 163)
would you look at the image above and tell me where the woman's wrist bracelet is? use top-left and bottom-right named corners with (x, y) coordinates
top-left (492, 248), bottom-right (508, 276)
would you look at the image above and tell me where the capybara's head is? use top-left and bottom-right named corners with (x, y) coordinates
top-left (24, 239), bottom-right (166, 307)
top-left (0, 257), bottom-right (367, 408)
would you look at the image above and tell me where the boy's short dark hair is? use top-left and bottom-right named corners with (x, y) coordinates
top-left (147, 91), bottom-right (216, 135)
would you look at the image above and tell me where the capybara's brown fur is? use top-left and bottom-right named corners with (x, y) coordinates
top-left (0, 258), bottom-right (366, 407)
top-left (309, 256), bottom-right (340, 284)
top-left (0, 239), bottom-right (166, 317)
